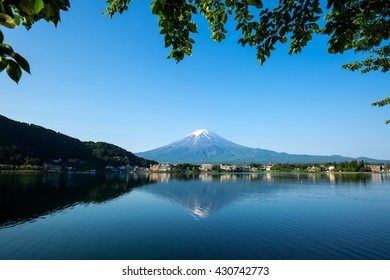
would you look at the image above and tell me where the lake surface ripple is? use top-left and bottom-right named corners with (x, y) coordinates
top-left (0, 172), bottom-right (389, 260)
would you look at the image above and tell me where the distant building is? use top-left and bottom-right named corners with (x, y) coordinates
top-left (150, 164), bottom-right (160, 172)
top-left (307, 165), bottom-right (321, 172)
top-left (200, 164), bottom-right (213, 171)
top-left (159, 163), bottom-right (171, 172)
top-left (265, 165), bottom-right (273, 171)
top-left (68, 158), bottom-right (79, 164)
top-left (119, 165), bottom-right (132, 172)
top-left (150, 163), bottom-right (171, 172)
top-left (241, 165), bottom-right (251, 172)
top-left (106, 165), bottom-right (115, 171)
top-left (220, 164), bottom-right (239, 172)
top-left (370, 165), bottom-right (384, 172)
top-left (43, 163), bottom-right (62, 171)
top-left (219, 164), bottom-right (231, 171)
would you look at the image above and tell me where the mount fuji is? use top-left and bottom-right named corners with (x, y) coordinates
top-left (136, 129), bottom-right (381, 164)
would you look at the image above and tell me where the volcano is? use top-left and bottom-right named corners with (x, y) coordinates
top-left (136, 129), bottom-right (381, 164)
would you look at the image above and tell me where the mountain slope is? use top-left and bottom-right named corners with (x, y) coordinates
top-left (84, 141), bottom-right (154, 167)
top-left (136, 129), bottom-right (384, 164)
top-left (0, 114), bottom-right (154, 167)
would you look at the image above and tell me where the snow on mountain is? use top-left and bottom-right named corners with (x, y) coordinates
top-left (171, 129), bottom-right (242, 148)
top-left (190, 129), bottom-right (208, 137)
top-left (136, 129), bottom-right (380, 164)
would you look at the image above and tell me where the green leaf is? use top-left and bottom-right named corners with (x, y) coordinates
top-left (13, 53), bottom-right (31, 74)
top-left (6, 60), bottom-right (22, 83)
top-left (0, 13), bottom-right (18, 28)
top-left (18, 1), bottom-right (34, 14)
top-left (222, 13), bottom-right (227, 24)
top-left (247, 0), bottom-right (263, 9)
top-left (184, 47), bottom-right (192, 56)
top-left (14, 14), bottom-right (21, 26)
top-left (0, 58), bottom-right (7, 72)
top-left (0, 43), bottom-right (14, 55)
top-left (187, 22), bottom-right (197, 33)
top-left (164, 34), bottom-right (171, 47)
top-left (372, 96), bottom-right (390, 107)
top-left (33, 0), bottom-right (45, 14)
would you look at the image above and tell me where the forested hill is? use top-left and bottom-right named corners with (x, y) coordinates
top-left (84, 141), bottom-right (155, 167)
top-left (0, 114), bottom-right (155, 168)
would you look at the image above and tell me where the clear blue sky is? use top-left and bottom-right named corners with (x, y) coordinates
top-left (1, 1), bottom-right (389, 160)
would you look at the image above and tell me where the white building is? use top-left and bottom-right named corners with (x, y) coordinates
top-left (200, 164), bottom-right (213, 171)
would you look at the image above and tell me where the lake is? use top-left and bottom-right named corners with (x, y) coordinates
top-left (0, 172), bottom-right (389, 260)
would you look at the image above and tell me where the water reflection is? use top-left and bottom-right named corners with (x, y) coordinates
top-left (142, 172), bottom-right (389, 219)
top-left (1, 172), bottom-right (388, 227)
top-left (0, 173), bottom-right (153, 228)
top-left (146, 172), bottom-right (386, 185)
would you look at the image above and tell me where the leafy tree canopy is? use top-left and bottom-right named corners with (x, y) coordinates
top-left (1, 0), bottom-right (389, 121)
top-left (105, 0), bottom-right (389, 121)
top-left (105, 1), bottom-right (389, 69)
top-left (0, 0), bottom-right (70, 83)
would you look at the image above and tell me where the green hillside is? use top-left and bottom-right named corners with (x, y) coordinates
top-left (84, 141), bottom-right (154, 167)
top-left (0, 114), bottom-right (155, 169)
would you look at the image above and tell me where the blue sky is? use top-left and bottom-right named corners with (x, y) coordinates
top-left (1, 1), bottom-right (389, 160)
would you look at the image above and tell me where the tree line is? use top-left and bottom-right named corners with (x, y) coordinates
top-left (270, 161), bottom-right (373, 172)
top-left (0, 114), bottom-right (155, 171)
top-left (152, 160), bottom-right (384, 173)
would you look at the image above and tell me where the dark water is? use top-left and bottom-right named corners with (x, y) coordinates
top-left (0, 172), bottom-right (389, 260)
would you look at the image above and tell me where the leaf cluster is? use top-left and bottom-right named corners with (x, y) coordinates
top-left (105, 1), bottom-right (388, 75)
top-left (372, 94), bottom-right (390, 124)
top-left (0, 36), bottom-right (30, 83)
top-left (324, 1), bottom-right (389, 70)
top-left (324, 1), bottom-right (390, 122)
top-left (105, 0), bottom-right (389, 123)
top-left (153, 0), bottom-right (198, 61)
top-left (1, 1), bottom-right (389, 122)
top-left (0, 0), bottom-right (70, 83)
top-left (106, 0), bottom-right (323, 63)
top-left (104, 0), bottom-right (132, 18)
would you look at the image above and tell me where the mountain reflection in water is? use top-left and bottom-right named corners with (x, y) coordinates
top-left (1, 172), bottom-right (386, 228)
top-left (1, 172), bottom-right (389, 260)
top-left (142, 172), bottom-right (386, 219)
top-left (0, 173), bottom-right (389, 227)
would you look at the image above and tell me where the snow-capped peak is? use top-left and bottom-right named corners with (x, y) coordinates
top-left (167, 128), bottom-right (241, 148)
top-left (190, 129), bottom-right (209, 137)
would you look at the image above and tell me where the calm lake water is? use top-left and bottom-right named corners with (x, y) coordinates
top-left (0, 172), bottom-right (389, 260)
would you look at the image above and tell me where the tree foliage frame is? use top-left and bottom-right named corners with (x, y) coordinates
top-left (1, 0), bottom-right (389, 122)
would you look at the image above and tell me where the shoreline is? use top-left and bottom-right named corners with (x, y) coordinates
top-left (1, 169), bottom-right (388, 175)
